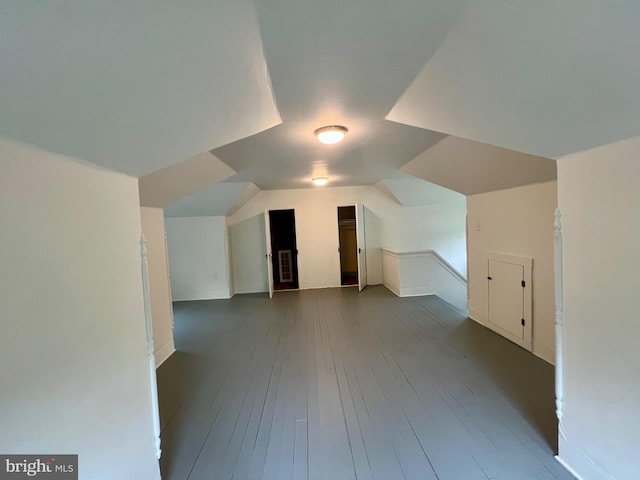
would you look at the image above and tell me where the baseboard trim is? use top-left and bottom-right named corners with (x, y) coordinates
top-left (468, 307), bottom-right (484, 323)
top-left (534, 344), bottom-right (555, 365)
top-left (155, 342), bottom-right (175, 368)
top-left (172, 287), bottom-right (232, 301)
top-left (399, 286), bottom-right (434, 297)
top-left (468, 312), bottom-right (485, 326)
top-left (555, 455), bottom-right (583, 480)
top-left (433, 288), bottom-right (468, 316)
top-left (558, 434), bottom-right (616, 480)
top-left (383, 281), bottom-right (401, 297)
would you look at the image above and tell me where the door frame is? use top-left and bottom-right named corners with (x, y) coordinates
top-left (264, 210), bottom-right (274, 298)
top-left (355, 203), bottom-right (367, 291)
top-left (265, 208), bottom-right (301, 296)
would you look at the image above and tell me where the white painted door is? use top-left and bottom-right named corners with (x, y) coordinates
top-left (264, 210), bottom-right (274, 298)
top-left (488, 259), bottom-right (527, 348)
top-left (355, 203), bottom-right (367, 291)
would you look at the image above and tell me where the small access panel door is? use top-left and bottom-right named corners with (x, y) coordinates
top-left (264, 210), bottom-right (274, 298)
top-left (487, 253), bottom-right (532, 351)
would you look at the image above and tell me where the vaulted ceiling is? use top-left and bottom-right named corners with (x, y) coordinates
top-left (2, 1), bottom-right (639, 213)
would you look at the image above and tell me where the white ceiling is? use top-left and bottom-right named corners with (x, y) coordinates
top-left (212, 122), bottom-right (445, 190)
top-left (401, 136), bottom-right (557, 195)
top-left (2, 0), bottom-right (639, 210)
top-left (388, 0), bottom-right (640, 159)
top-left (211, 0), bottom-right (466, 191)
top-left (0, 0), bottom-right (280, 177)
top-left (378, 176), bottom-right (466, 207)
top-left (164, 182), bottom-right (259, 218)
top-left (139, 152), bottom-right (236, 208)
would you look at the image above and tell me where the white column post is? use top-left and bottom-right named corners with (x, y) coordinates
top-left (554, 209), bottom-right (564, 427)
top-left (141, 234), bottom-right (162, 460)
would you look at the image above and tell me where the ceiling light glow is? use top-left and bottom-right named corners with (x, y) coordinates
top-left (312, 177), bottom-right (328, 186)
top-left (314, 125), bottom-right (348, 144)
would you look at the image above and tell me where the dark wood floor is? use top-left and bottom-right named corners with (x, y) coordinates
top-left (157, 286), bottom-right (572, 480)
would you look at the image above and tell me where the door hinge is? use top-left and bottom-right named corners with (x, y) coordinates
top-left (521, 280), bottom-right (526, 288)
top-left (521, 318), bottom-right (525, 326)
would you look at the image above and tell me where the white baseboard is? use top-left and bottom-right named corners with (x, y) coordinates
top-left (383, 281), bottom-right (401, 297)
top-left (555, 455), bottom-right (583, 480)
top-left (233, 287), bottom-right (268, 295)
top-left (468, 307), bottom-right (484, 323)
top-left (558, 436), bottom-right (615, 480)
top-left (534, 343), bottom-right (555, 365)
top-left (433, 288), bottom-right (468, 315)
top-left (399, 285), bottom-right (434, 297)
top-left (172, 286), bottom-right (232, 301)
top-left (154, 342), bottom-right (175, 368)
top-left (468, 312), bottom-right (486, 327)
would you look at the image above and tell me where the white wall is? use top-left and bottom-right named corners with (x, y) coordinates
top-left (467, 181), bottom-right (557, 364)
top-left (140, 207), bottom-right (175, 367)
top-left (165, 216), bottom-right (230, 301)
top-left (556, 137), bottom-right (640, 480)
top-left (228, 186), bottom-right (466, 294)
top-left (381, 249), bottom-right (467, 312)
top-left (0, 138), bottom-right (160, 480)
top-left (229, 214), bottom-right (268, 294)
top-left (381, 203), bottom-right (467, 275)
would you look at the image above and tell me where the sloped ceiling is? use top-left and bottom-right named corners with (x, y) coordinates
top-left (0, 0), bottom-right (281, 177)
top-left (373, 181), bottom-right (402, 205)
top-left (380, 176), bottom-right (466, 207)
top-left (139, 152), bottom-right (235, 207)
top-left (254, 0), bottom-right (467, 121)
top-left (209, 0), bottom-right (465, 190)
top-left (212, 123), bottom-right (445, 190)
top-left (2, 0), bottom-right (639, 208)
top-left (164, 182), bottom-right (259, 217)
top-left (401, 136), bottom-right (556, 195)
top-left (388, 0), bottom-right (640, 159)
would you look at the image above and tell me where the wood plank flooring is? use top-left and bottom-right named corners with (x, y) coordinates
top-left (157, 286), bottom-right (573, 480)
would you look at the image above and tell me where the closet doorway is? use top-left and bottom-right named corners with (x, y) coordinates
top-left (338, 206), bottom-right (359, 286)
top-left (337, 204), bottom-right (368, 291)
top-left (267, 209), bottom-right (299, 291)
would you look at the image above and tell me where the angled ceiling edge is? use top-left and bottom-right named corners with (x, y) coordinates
top-left (163, 182), bottom-right (256, 218)
top-left (401, 135), bottom-right (556, 195)
top-left (226, 183), bottom-right (262, 217)
top-left (373, 181), bottom-right (402, 205)
top-left (381, 177), bottom-right (465, 207)
top-left (386, 1), bottom-right (640, 159)
top-left (139, 152), bottom-right (235, 207)
top-left (0, 0), bottom-right (282, 177)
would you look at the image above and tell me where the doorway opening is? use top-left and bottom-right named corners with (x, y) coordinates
top-left (268, 209), bottom-right (299, 291)
top-left (337, 206), bottom-right (358, 286)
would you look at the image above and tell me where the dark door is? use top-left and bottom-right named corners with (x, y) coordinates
top-left (268, 209), bottom-right (299, 290)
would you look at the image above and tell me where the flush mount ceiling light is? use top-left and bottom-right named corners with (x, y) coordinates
top-left (312, 177), bottom-right (328, 186)
top-left (314, 125), bottom-right (348, 144)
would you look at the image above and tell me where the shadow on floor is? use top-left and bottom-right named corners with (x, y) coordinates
top-left (446, 318), bottom-right (558, 451)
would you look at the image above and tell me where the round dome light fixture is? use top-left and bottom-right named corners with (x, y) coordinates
top-left (314, 125), bottom-right (348, 144)
top-left (312, 176), bottom-right (328, 186)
